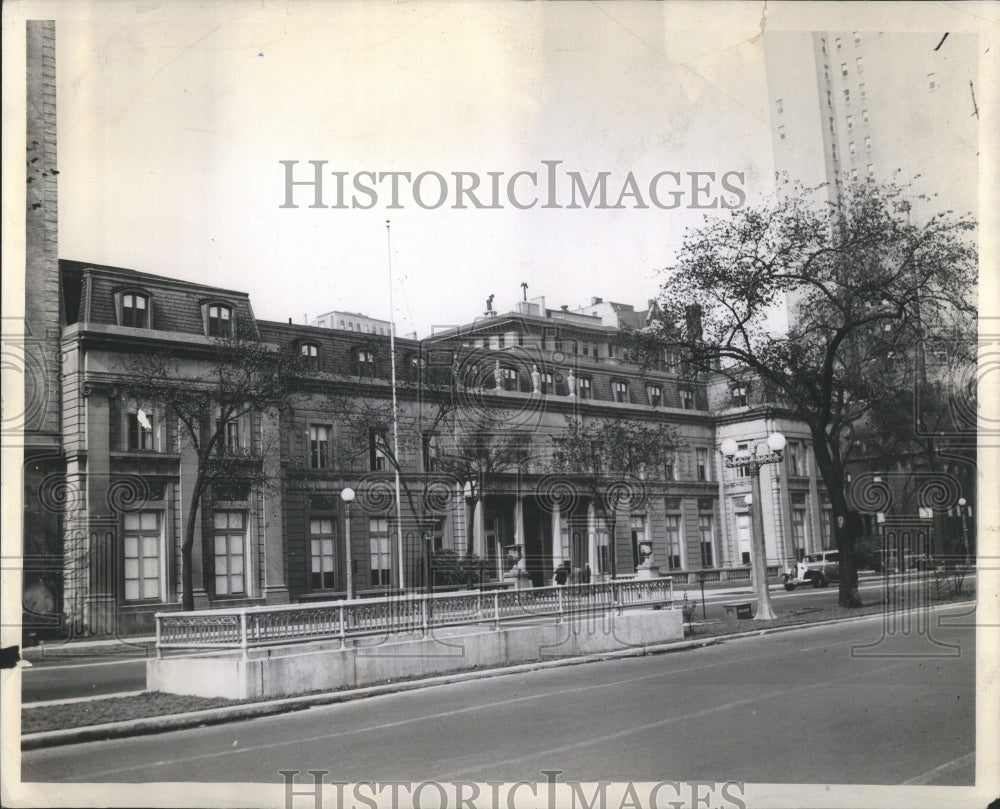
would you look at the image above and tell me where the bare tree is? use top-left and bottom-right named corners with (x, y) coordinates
top-left (121, 320), bottom-right (294, 609)
top-left (630, 181), bottom-right (976, 606)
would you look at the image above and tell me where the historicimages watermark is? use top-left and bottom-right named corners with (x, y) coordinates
top-left (279, 160), bottom-right (747, 211)
top-left (280, 770), bottom-right (747, 809)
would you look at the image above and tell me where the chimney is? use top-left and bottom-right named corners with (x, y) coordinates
top-left (591, 297), bottom-right (603, 305)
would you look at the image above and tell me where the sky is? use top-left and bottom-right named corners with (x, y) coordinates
top-left (45, 1), bottom-right (779, 337)
top-left (5, 0), bottom-right (995, 339)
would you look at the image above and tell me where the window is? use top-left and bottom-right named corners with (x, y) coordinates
top-left (829, 116), bottom-right (835, 133)
top-left (840, 62), bottom-right (847, 77)
top-left (862, 108), bottom-right (870, 124)
top-left (300, 343), bottom-right (319, 371)
top-left (500, 365), bottom-right (518, 391)
top-left (865, 136), bottom-right (872, 152)
top-left (664, 514), bottom-right (682, 570)
top-left (220, 416), bottom-right (241, 453)
top-left (578, 376), bottom-right (592, 399)
top-left (867, 163), bottom-right (875, 178)
top-left (846, 114), bottom-right (853, 130)
top-left (613, 381), bottom-right (628, 403)
top-left (664, 452), bottom-right (679, 481)
top-left (859, 82), bottom-right (866, 99)
top-left (123, 511), bottom-right (162, 600)
top-left (369, 429), bottom-right (389, 471)
top-left (630, 515), bottom-right (647, 569)
top-left (646, 384), bottom-right (662, 407)
top-left (851, 168), bottom-right (859, 181)
top-left (820, 508), bottom-right (833, 549)
top-left (927, 73), bottom-right (936, 91)
top-left (849, 141), bottom-right (857, 157)
top-left (776, 98), bottom-right (783, 114)
top-left (699, 514), bottom-right (714, 568)
top-left (207, 303), bottom-right (232, 337)
top-left (540, 371), bottom-right (554, 394)
top-left (310, 518), bottom-right (336, 590)
top-left (853, 31), bottom-right (861, 45)
top-left (788, 441), bottom-right (804, 476)
top-left (680, 388), bottom-right (694, 410)
top-left (696, 447), bottom-right (710, 481)
top-left (607, 343), bottom-right (619, 360)
top-left (356, 349), bottom-right (376, 376)
top-left (827, 89), bottom-right (832, 106)
top-left (734, 443), bottom-right (750, 478)
top-left (213, 511), bottom-right (246, 596)
top-left (821, 39), bottom-right (826, 54)
top-left (778, 125), bottom-right (786, 141)
top-left (792, 508), bottom-right (809, 560)
top-left (369, 518), bottom-right (392, 587)
top-left (844, 88), bottom-right (851, 103)
top-left (127, 406), bottom-right (154, 450)
top-left (122, 292), bottom-right (149, 328)
top-left (732, 385), bottom-right (748, 407)
top-left (835, 36), bottom-right (842, 50)
top-left (856, 56), bottom-right (863, 73)
top-left (310, 424), bottom-right (330, 469)
top-left (422, 433), bottom-right (438, 472)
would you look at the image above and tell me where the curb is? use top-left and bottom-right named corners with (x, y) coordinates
top-left (22, 600), bottom-right (970, 751)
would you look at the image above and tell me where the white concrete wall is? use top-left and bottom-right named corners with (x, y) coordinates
top-left (148, 608), bottom-right (684, 700)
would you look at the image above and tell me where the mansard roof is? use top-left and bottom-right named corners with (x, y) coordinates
top-left (60, 259), bottom-right (257, 336)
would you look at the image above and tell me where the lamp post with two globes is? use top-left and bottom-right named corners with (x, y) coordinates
top-left (721, 432), bottom-right (786, 621)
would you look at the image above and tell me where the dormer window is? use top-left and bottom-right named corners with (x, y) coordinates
top-left (122, 292), bottom-right (149, 328)
top-left (300, 342), bottom-right (320, 372)
top-left (732, 384), bottom-right (748, 407)
top-left (207, 303), bottom-right (232, 337)
top-left (646, 384), bottom-right (662, 407)
top-left (613, 380), bottom-right (629, 403)
top-left (680, 388), bottom-right (695, 410)
top-left (578, 376), bottom-right (592, 399)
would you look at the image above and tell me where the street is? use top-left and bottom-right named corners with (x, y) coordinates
top-left (22, 603), bottom-right (974, 786)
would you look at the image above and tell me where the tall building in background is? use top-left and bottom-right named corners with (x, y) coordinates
top-left (763, 30), bottom-right (979, 558)
top-left (764, 30), bottom-right (978, 333)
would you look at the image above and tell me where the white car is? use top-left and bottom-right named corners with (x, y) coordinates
top-left (783, 550), bottom-right (840, 590)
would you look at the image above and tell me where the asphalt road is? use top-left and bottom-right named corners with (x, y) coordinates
top-left (20, 575), bottom-right (948, 703)
top-left (22, 604), bottom-right (975, 786)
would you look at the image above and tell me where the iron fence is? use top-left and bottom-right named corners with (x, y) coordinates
top-left (155, 577), bottom-right (675, 656)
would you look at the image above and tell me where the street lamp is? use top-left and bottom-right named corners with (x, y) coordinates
top-left (721, 433), bottom-right (786, 621)
top-left (341, 487), bottom-right (355, 600)
top-left (958, 497), bottom-right (971, 567)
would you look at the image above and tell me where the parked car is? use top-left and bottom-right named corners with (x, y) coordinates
top-left (783, 550), bottom-right (840, 590)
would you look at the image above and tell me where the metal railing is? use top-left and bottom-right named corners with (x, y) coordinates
top-left (154, 577), bottom-right (675, 657)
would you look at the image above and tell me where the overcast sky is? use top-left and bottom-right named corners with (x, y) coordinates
top-left (14, 1), bottom-right (996, 337)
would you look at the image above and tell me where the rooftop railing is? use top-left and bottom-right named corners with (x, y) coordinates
top-left (155, 577), bottom-right (675, 658)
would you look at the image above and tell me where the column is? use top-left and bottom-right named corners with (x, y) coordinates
top-left (550, 505), bottom-right (564, 571)
top-left (587, 500), bottom-right (598, 579)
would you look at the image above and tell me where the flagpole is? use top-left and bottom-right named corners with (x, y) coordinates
top-left (385, 220), bottom-right (406, 592)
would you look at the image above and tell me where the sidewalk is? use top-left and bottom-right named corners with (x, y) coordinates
top-left (19, 571), bottom-right (884, 658)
